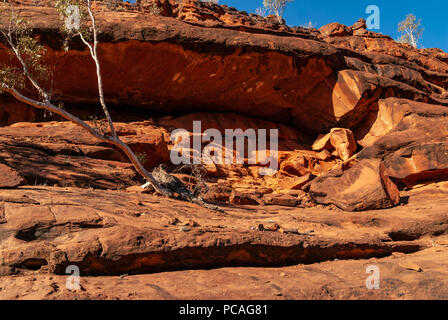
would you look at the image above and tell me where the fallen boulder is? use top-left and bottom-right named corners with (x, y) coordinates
top-left (330, 128), bottom-right (358, 161)
top-left (263, 194), bottom-right (298, 207)
top-left (309, 159), bottom-right (400, 211)
top-left (229, 190), bottom-right (262, 205)
top-left (312, 128), bottom-right (357, 161)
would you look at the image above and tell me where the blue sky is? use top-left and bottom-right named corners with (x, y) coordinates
top-left (219, 0), bottom-right (448, 52)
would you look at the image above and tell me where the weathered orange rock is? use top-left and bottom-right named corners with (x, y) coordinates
top-left (277, 173), bottom-right (312, 191)
top-left (312, 128), bottom-right (357, 161)
top-left (316, 149), bottom-right (332, 161)
top-left (121, 131), bottom-right (170, 169)
top-left (0, 1), bottom-right (447, 208)
top-left (0, 96), bottom-right (41, 126)
top-left (329, 128), bottom-right (357, 161)
top-left (229, 190), bottom-right (261, 205)
top-left (2, 0), bottom-right (448, 301)
top-left (0, 163), bottom-right (25, 188)
top-left (386, 144), bottom-right (448, 188)
top-left (0, 122), bottom-right (170, 189)
top-left (201, 183), bottom-right (232, 203)
top-left (309, 159), bottom-right (400, 211)
top-left (312, 133), bottom-right (332, 151)
top-left (263, 193), bottom-right (298, 207)
top-left (1, 1), bottom-right (446, 133)
top-left (0, 183), bottom-right (443, 280)
top-left (280, 155), bottom-right (309, 176)
top-left (351, 19), bottom-right (367, 35)
top-left (319, 22), bottom-right (352, 37)
top-left (126, 185), bottom-right (148, 193)
top-left (356, 98), bottom-right (420, 148)
top-left (358, 98), bottom-right (448, 189)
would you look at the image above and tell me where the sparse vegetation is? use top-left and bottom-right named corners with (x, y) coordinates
top-left (173, 164), bottom-right (209, 197)
top-left (89, 115), bottom-right (108, 135)
top-left (0, 0), bottom-right (221, 210)
top-left (135, 152), bottom-right (148, 166)
top-left (262, 0), bottom-right (294, 23)
top-left (1, 0), bottom-right (164, 192)
top-left (300, 21), bottom-right (315, 29)
top-left (255, 6), bottom-right (267, 17)
top-left (398, 13), bottom-right (424, 48)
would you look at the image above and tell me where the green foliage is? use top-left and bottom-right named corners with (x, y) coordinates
top-left (53, 0), bottom-right (91, 51)
top-left (0, 5), bottom-right (50, 99)
top-left (398, 13), bottom-right (424, 48)
top-left (89, 115), bottom-right (107, 134)
top-left (53, 0), bottom-right (88, 22)
top-left (16, 35), bottom-right (48, 81)
top-left (0, 66), bottom-right (26, 89)
top-left (135, 152), bottom-right (148, 166)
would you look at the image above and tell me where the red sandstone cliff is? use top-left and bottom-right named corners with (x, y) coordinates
top-left (0, 1), bottom-right (448, 299)
top-left (1, 0), bottom-right (447, 210)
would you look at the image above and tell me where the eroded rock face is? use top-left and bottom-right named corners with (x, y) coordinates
top-left (0, 121), bottom-right (170, 189)
top-left (0, 1), bottom-right (447, 212)
top-left (0, 164), bottom-right (25, 188)
top-left (319, 23), bottom-right (352, 37)
top-left (0, 183), bottom-right (445, 277)
top-left (0, 115), bottom-right (317, 196)
top-left (330, 128), bottom-right (357, 161)
top-left (2, 1), bottom-right (448, 299)
top-left (358, 98), bottom-right (448, 189)
top-left (0, 1), bottom-right (447, 133)
top-left (309, 159), bottom-right (400, 211)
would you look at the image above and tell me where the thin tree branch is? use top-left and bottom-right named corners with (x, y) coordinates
top-left (1, 0), bottom-right (222, 211)
top-left (0, 84), bottom-right (106, 140)
top-left (84, 0), bottom-right (117, 139)
top-left (78, 30), bottom-right (94, 56)
top-left (0, 83), bottom-right (173, 197)
top-left (0, 28), bottom-right (49, 102)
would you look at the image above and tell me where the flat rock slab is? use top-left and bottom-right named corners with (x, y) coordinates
top-left (0, 164), bottom-right (24, 188)
top-left (1, 239), bottom-right (448, 300)
top-left (0, 184), bottom-right (447, 276)
top-left (0, 183), bottom-right (446, 299)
